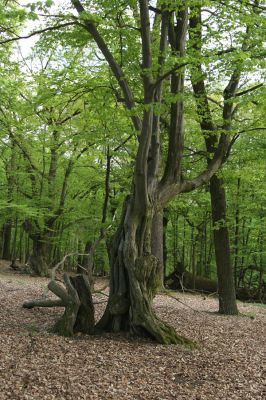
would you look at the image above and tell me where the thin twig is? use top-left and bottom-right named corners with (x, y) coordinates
top-left (0, 22), bottom-right (77, 45)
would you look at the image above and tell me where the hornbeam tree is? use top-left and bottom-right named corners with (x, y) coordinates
top-left (68, 0), bottom-right (237, 345)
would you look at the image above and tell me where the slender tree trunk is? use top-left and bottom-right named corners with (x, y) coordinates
top-left (151, 211), bottom-right (164, 288)
top-left (233, 177), bottom-right (241, 287)
top-left (172, 214), bottom-right (178, 268)
top-left (203, 216), bottom-right (209, 277)
top-left (258, 232), bottom-right (264, 298)
top-left (163, 211), bottom-right (168, 279)
top-left (0, 226), bottom-right (3, 258)
top-left (3, 137), bottom-right (17, 260)
top-left (210, 175), bottom-right (238, 315)
top-left (182, 218), bottom-right (186, 267)
top-left (191, 228), bottom-right (196, 290)
top-left (11, 217), bottom-right (18, 260)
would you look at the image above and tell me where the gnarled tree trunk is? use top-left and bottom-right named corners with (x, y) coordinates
top-left (97, 197), bottom-right (194, 346)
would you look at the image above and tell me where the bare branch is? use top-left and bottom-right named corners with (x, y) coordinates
top-left (153, 62), bottom-right (188, 88)
top-left (113, 134), bottom-right (134, 152)
top-left (235, 83), bottom-right (264, 97)
top-left (207, 96), bottom-right (223, 109)
top-left (237, 126), bottom-right (266, 134)
top-left (0, 22), bottom-right (77, 45)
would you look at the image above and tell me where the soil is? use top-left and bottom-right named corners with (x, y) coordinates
top-left (0, 260), bottom-right (265, 399)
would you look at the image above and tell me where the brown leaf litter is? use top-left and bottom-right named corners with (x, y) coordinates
top-left (0, 261), bottom-right (265, 400)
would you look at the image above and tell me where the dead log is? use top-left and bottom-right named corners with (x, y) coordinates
top-left (165, 264), bottom-right (266, 304)
top-left (165, 266), bottom-right (218, 294)
top-left (23, 299), bottom-right (64, 308)
top-left (237, 286), bottom-right (266, 303)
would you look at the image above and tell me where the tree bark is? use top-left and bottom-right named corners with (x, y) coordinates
top-left (233, 177), bottom-right (241, 286)
top-left (210, 175), bottom-right (238, 315)
top-left (151, 211), bottom-right (164, 288)
top-left (163, 211), bottom-right (168, 279)
top-left (70, 275), bottom-right (95, 334)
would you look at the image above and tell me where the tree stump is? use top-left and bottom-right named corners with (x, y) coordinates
top-left (70, 275), bottom-right (95, 334)
top-left (23, 274), bottom-right (95, 336)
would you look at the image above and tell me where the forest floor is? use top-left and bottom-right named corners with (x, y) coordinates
top-left (0, 260), bottom-right (265, 400)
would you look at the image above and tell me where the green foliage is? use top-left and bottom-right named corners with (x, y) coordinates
top-left (0, 0), bottom-right (265, 293)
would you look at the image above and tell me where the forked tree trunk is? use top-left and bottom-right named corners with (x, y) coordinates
top-left (71, 0), bottom-right (233, 344)
top-left (96, 197), bottom-right (194, 346)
